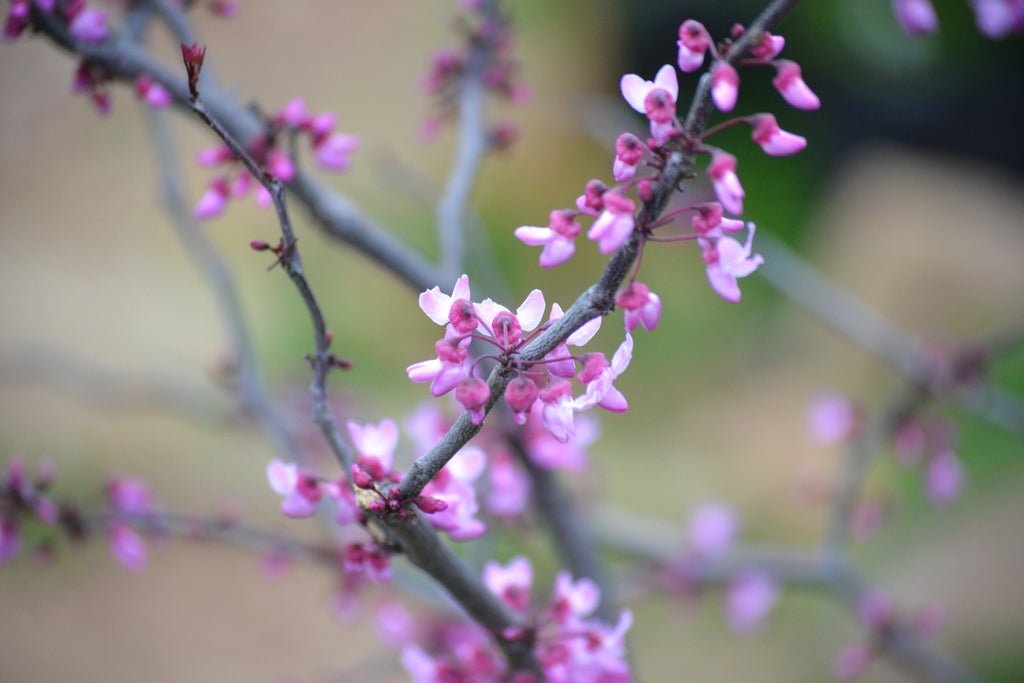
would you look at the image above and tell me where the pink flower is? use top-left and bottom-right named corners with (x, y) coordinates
top-left (421, 448), bottom-right (487, 540)
top-left (772, 60), bottom-right (820, 110)
top-left (68, 6), bottom-right (107, 43)
top-left (620, 64), bottom-right (679, 143)
top-left (418, 274), bottom-right (474, 326)
top-left (550, 571), bottom-right (601, 623)
top-left (806, 392), bottom-right (858, 444)
top-left (893, 0), bottom-right (940, 34)
top-left (571, 333), bottom-right (633, 413)
top-left (834, 645), bottom-right (873, 679)
top-left (314, 133), bottom-right (360, 171)
top-left (106, 475), bottom-right (153, 514)
top-left (0, 519), bottom-right (22, 564)
top-left (751, 31), bottom-right (786, 59)
top-left (677, 20), bottom-right (711, 72)
top-left (194, 177), bottom-right (230, 219)
top-left (586, 191), bottom-right (636, 254)
top-left (924, 451), bottom-right (963, 505)
top-left (485, 451), bottom-right (531, 517)
top-left (406, 328), bottom-right (473, 397)
top-left (726, 572), bottom-right (779, 634)
top-left (970, 0), bottom-right (1024, 39)
top-left (749, 113), bottom-right (807, 156)
top-left (455, 376), bottom-right (490, 424)
top-left (347, 418), bottom-right (399, 475)
top-left (484, 556), bottom-right (533, 613)
top-left (135, 75), bottom-right (172, 108)
top-left (615, 282), bottom-right (661, 332)
top-left (702, 222), bottom-right (764, 303)
top-left (544, 302), bottom-right (602, 378)
top-left (612, 132), bottom-right (645, 182)
top-left (514, 210), bottom-right (582, 268)
top-left (710, 61), bottom-right (739, 112)
top-left (687, 502), bottom-right (739, 558)
top-left (266, 459), bottom-right (321, 518)
top-left (707, 151), bottom-right (744, 216)
top-left (108, 522), bottom-right (147, 572)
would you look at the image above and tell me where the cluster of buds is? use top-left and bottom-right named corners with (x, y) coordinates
top-left (194, 96), bottom-right (359, 219)
top-left (514, 19), bottom-right (817, 306)
top-left (418, 0), bottom-right (529, 143)
top-left (407, 274), bottom-right (635, 443)
top-left (893, 0), bottom-right (1024, 39)
top-left (397, 556), bottom-right (632, 682)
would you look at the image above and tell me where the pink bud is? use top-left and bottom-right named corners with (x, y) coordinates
top-left (772, 60), bottom-right (820, 110)
top-left (447, 298), bottom-right (479, 333)
top-left (69, 6), bottom-right (107, 43)
top-left (892, 0), bottom-right (939, 35)
top-left (108, 522), bottom-right (146, 572)
top-left (194, 178), bottom-right (229, 219)
top-left (504, 375), bottom-right (540, 415)
top-left (707, 151), bottom-right (744, 216)
top-left (456, 377), bottom-right (490, 424)
top-left (414, 495), bottom-right (449, 513)
top-left (750, 31), bottom-right (786, 59)
top-left (750, 114), bottom-right (807, 156)
top-left (711, 61), bottom-right (739, 112)
top-left (677, 20), bottom-right (711, 72)
top-left (351, 464), bottom-right (374, 489)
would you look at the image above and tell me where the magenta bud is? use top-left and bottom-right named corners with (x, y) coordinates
top-left (351, 464), bottom-right (374, 489)
top-left (414, 495), bottom-right (449, 513)
top-left (250, 240), bottom-right (271, 251)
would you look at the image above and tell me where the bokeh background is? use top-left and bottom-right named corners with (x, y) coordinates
top-left (1, 0), bottom-right (1023, 680)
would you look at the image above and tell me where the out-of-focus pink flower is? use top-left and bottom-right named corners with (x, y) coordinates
top-left (106, 475), bottom-right (153, 514)
top-left (266, 459), bottom-right (321, 518)
top-left (893, 0), bottom-right (940, 35)
top-left (485, 451), bottom-right (531, 517)
top-left (749, 113), bottom-right (807, 156)
top-left (0, 519), bottom-right (22, 564)
top-left (834, 644), bottom-right (874, 679)
top-left (924, 451), bottom-right (963, 505)
top-left (612, 132), bottom-right (645, 182)
top-left (68, 6), bottom-right (107, 43)
top-left (726, 572), bottom-right (779, 634)
top-left (807, 392), bottom-right (858, 444)
top-left (135, 75), bottom-right (172, 108)
top-left (484, 556), bottom-right (533, 613)
top-left (194, 177), bottom-right (230, 219)
top-left (687, 502), bottom-right (739, 558)
top-left (314, 133), bottom-right (360, 171)
top-left (970, 0), bottom-right (1024, 39)
top-left (549, 571), bottom-right (600, 624)
top-left (108, 522), bottom-right (147, 571)
top-left (772, 60), bottom-right (820, 110)
top-left (571, 334), bottom-right (633, 413)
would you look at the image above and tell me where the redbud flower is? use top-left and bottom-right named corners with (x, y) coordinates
top-left (707, 151), bottom-right (745, 215)
top-left (194, 177), bottom-right (230, 219)
top-left (505, 375), bottom-right (540, 423)
top-left (893, 0), bottom-right (940, 35)
top-left (515, 210), bottom-right (582, 268)
top-left (750, 114), bottom-right (807, 156)
top-left (576, 178), bottom-right (608, 216)
top-left (572, 333), bottom-right (633, 413)
top-left (687, 502), bottom-right (739, 558)
top-left (677, 20), bottom-right (711, 72)
top-left (107, 522), bottom-right (146, 571)
top-left (710, 61), bottom-right (739, 112)
top-left (3, 1), bottom-right (31, 43)
top-left (620, 64), bottom-right (679, 143)
top-left (265, 148), bottom-right (294, 182)
top-left (970, 0), bottom-right (1024, 39)
top-left (539, 379), bottom-right (577, 443)
top-left (456, 376), bottom-right (490, 424)
top-left (486, 451), bottom-right (531, 517)
top-left (726, 572), bottom-right (779, 635)
top-left (613, 132), bottom-right (645, 182)
top-left (484, 556), bottom-right (533, 613)
top-left (421, 447), bottom-right (487, 540)
top-left (925, 451), bottom-right (963, 505)
top-left (68, 5), bottom-right (107, 43)
top-left (772, 60), bottom-right (820, 110)
top-left (750, 31), bottom-right (786, 59)
top-left (702, 222), bottom-right (764, 303)
top-left (266, 460), bottom-right (320, 518)
top-left (806, 392), bottom-right (858, 443)
top-left (834, 645), bottom-right (874, 679)
top-left (616, 282), bottom-right (661, 332)
top-left (135, 75), bottom-right (172, 108)
top-left (314, 132), bottom-right (360, 171)
top-left (106, 475), bottom-right (153, 514)
top-left (347, 418), bottom-right (399, 476)
top-left (544, 302), bottom-right (602, 378)
top-left (587, 190), bottom-right (636, 254)
top-left (418, 274), bottom-right (473, 326)
top-left (692, 202), bottom-right (742, 237)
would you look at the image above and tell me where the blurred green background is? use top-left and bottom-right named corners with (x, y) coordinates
top-left (1, 0), bottom-right (1022, 680)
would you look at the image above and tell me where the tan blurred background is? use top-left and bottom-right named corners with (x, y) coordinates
top-left (2, 1), bottom-right (1023, 681)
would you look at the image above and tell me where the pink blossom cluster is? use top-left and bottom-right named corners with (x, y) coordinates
top-left (664, 503), bottom-right (782, 635)
top-left (418, 0), bottom-right (529, 143)
top-left (833, 591), bottom-right (946, 679)
top-left (267, 416), bottom-right (488, 541)
top-left (407, 274), bottom-right (635, 443)
top-left (395, 556), bottom-right (632, 682)
top-left (3, 0), bottom-right (106, 45)
top-left (892, 415), bottom-right (964, 506)
top-left (194, 97), bottom-right (359, 219)
top-left (0, 454), bottom-right (60, 565)
top-left (893, 0), bottom-right (1024, 38)
top-left (515, 19), bottom-right (817, 304)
